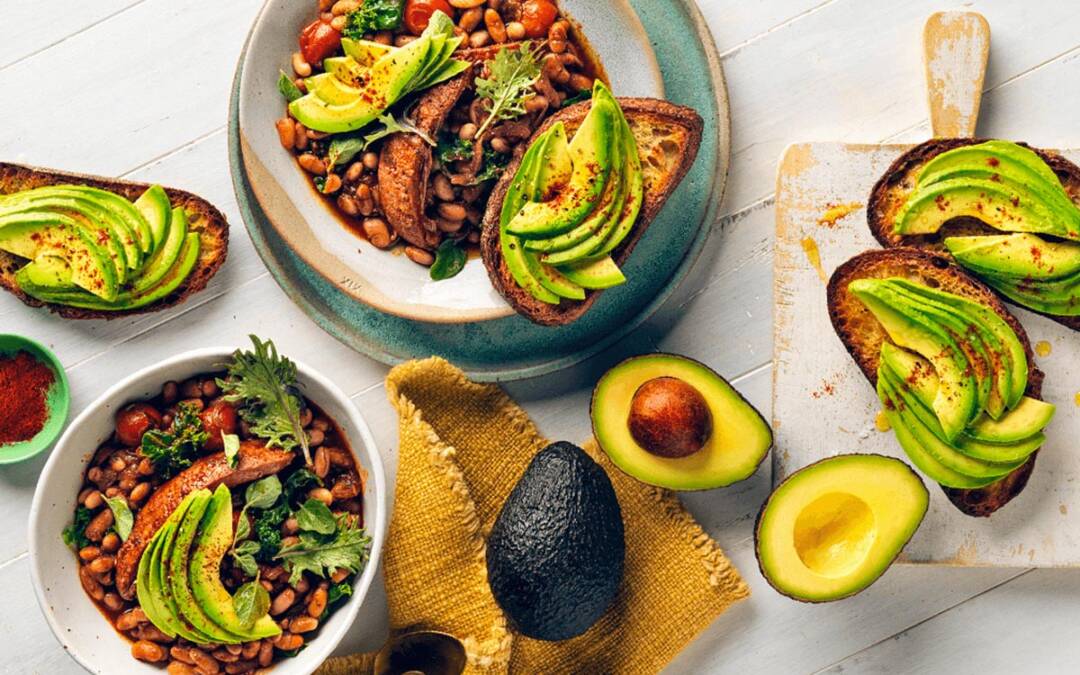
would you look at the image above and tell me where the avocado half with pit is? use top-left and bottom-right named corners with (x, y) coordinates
top-left (755, 454), bottom-right (929, 602)
top-left (591, 354), bottom-right (772, 491)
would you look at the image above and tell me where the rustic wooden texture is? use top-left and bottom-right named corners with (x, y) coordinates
top-left (923, 11), bottom-right (989, 137)
top-left (5, 1), bottom-right (1080, 673)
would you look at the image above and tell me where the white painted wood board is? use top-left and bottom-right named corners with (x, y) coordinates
top-left (774, 141), bottom-right (1080, 567)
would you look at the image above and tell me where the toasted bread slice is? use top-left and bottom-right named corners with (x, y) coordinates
top-left (868, 138), bottom-right (1080, 331)
top-left (480, 97), bottom-right (703, 326)
top-left (827, 248), bottom-right (1045, 517)
top-left (0, 162), bottom-right (228, 319)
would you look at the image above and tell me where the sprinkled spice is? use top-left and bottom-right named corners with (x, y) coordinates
top-left (0, 351), bottom-right (55, 445)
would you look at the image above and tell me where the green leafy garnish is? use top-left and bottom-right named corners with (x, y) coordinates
top-left (230, 476), bottom-right (283, 575)
top-left (342, 0), bottom-right (403, 39)
top-left (62, 505), bottom-right (93, 549)
top-left (436, 135), bottom-right (473, 164)
top-left (430, 239), bottom-right (467, 281)
top-left (278, 70), bottom-right (304, 102)
top-left (253, 502), bottom-right (289, 563)
top-left (321, 581), bottom-right (354, 620)
top-left (473, 148), bottom-right (510, 185)
top-left (313, 176), bottom-right (327, 193)
top-left (328, 112), bottom-right (437, 171)
top-left (223, 432), bottom-right (241, 469)
top-left (141, 402), bottom-right (208, 479)
top-left (233, 576), bottom-right (271, 628)
top-left (562, 89), bottom-right (593, 108)
top-left (284, 468), bottom-right (323, 508)
top-left (219, 335), bottom-right (312, 466)
top-left (296, 498), bottom-right (337, 535)
top-left (275, 515), bottom-right (372, 586)
top-left (105, 497), bottom-right (133, 541)
top-left (474, 42), bottom-right (543, 140)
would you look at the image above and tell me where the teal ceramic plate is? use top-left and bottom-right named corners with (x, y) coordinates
top-left (228, 0), bottom-right (728, 381)
top-left (0, 334), bottom-right (69, 463)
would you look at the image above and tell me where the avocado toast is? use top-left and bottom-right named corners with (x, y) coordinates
top-left (0, 162), bottom-right (228, 319)
top-left (867, 138), bottom-right (1080, 330)
top-left (827, 247), bottom-right (1051, 517)
top-left (481, 91), bottom-right (703, 326)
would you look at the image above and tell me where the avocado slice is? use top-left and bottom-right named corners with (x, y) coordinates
top-left (983, 273), bottom-right (1080, 317)
top-left (896, 178), bottom-right (1065, 239)
top-left (134, 185), bottom-right (171, 254)
top-left (132, 206), bottom-right (188, 294)
top-left (967, 396), bottom-right (1056, 444)
top-left (0, 211), bottom-right (118, 300)
top-left (486, 442), bottom-right (624, 640)
top-left (339, 37), bottom-right (393, 67)
top-left (190, 485), bottom-right (281, 640)
top-left (849, 279), bottom-right (977, 440)
top-left (584, 86), bottom-right (645, 259)
top-left (505, 95), bottom-right (616, 238)
top-left (754, 454), bottom-right (928, 603)
top-left (169, 490), bottom-right (247, 644)
top-left (591, 354), bottom-right (772, 490)
top-left (137, 523), bottom-right (178, 638)
top-left (149, 496), bottom-right (220, 644)
top-left (946, 233), bottom-right (1080, 280)
top-left (876, 376), bottom-right (998, 489)
top-left (54, 186), bottom-right (154, 256)
top-left (534, 262), bottom-right (585, 300)
top-left (557, 256), bottom-right (625, 290)
top-left (322, 56), bottom-right (368, 87)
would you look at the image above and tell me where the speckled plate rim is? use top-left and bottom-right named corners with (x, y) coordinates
top-left (228, 0), bottom-right (730, 382)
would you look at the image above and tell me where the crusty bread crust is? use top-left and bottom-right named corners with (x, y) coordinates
top-left (827, 248), bottom-right (1044, 517)
top-left (480, 97), bottom-right (704, 326)
top-left (0, 162), bottom-right (228, 319)
top-left (868, 138), bottom-right (1080, 331)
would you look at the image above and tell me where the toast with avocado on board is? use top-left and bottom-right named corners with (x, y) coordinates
top-left (481, 84), bottom-right (703, 326)
top-left (868, 138), bottom-right (1080, 330)
top-left (827, 247), bottom-right (1054, 517)
top-left (0, 163), bottom-right (228, 319)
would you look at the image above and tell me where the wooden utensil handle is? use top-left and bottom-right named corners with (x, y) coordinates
top-left (923, 11), bottom-right (990, 138)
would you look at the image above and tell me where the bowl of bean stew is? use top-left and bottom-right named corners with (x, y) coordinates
top-left (29, 342), bottom-right (387, 675)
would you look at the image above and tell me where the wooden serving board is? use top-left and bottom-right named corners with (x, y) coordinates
top-left (772, 12), bottom-right (1080, 566)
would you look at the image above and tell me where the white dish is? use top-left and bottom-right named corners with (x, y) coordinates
top-left (237, 0), bottom-right (663, 323)
top-left (29, 347), bottom-right (387, 674)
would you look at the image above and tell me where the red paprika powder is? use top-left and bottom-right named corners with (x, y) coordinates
top-left (0, 351), bottom-right (55, 444)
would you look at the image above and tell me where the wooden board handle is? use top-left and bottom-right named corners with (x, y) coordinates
top-left (923, 11), bottom-right (990, 138)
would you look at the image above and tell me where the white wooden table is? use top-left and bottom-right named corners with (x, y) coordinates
top-left (4, 1), bottom-right (1080, 672)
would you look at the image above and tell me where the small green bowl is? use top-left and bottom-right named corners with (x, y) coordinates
top-left (0, 334), bottom-right (70, 464)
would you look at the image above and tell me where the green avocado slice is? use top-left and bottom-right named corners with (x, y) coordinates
top-left (56, 186), bottom-right (154, 256)
top-left (322, 56), bottom-right (368, 87)
top-left (190, 485), bottom-right (281, 640)
top-left (152, 496), bottom-right (219, 644)
top-left (850, 279), bottom-right (977, 440)
top-left (967, 396), bottom-right (1056, 444)
top-left (137, 525), bottom-right (178, 638)
top-left (877, 376), bottom-right (999, 489)
top-left (0, 212), bottom-right (118, 300)
top-left (132, 207), bottom-right (187, 294)
top-left (946, 233), bottom-right (1080, 281)
top-left (557, 256), bottom-right (625, 290)
top-left (134, 185), bottom-right (171, 254)
top-left (339, 37), bottom-right (393, 67)
top-left (535, 262), bottom-right (585, 300)
top-left (981, 272), bottom-right (1080, 316)
top-left (588, 89), bottom-right (645, 259)
top-left (169, 490), bottom-right (247, 644)
top-left (896, 178), bottom-right (1065, 239)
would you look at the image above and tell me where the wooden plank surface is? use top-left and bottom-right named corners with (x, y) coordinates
top-left (3, 0), bottom-right (1080, 672)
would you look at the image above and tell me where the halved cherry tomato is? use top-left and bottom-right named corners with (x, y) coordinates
top-left (404, 0), bottom-right (453, 36)
top-left (115, 403), bottom-right (163, 448)
top-left (200, 401), bottom-right (238, 451)
top-left (300, 18), bottom-right (342, 65)
top-left (520, 0), bottom-right (559, 38)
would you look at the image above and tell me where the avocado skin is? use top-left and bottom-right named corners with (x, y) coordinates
top-left (486, 441), bottom-right (624, 641)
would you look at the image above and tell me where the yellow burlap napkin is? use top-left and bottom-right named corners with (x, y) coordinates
top-left (320, 358), bottom-right (748, 675)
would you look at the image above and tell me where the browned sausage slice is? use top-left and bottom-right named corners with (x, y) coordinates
top-left (114, 440), bottom-right (294, 599)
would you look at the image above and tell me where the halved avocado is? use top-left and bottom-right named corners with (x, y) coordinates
top-left (754, 454), bottom-right (928, 602)
top-left (592, 354), bottom-right (772, 490)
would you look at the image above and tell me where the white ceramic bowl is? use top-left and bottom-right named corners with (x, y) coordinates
top-left (29, 348), bottom-right (387, 675)
top-left (237, 0), bottom-right (663, 323)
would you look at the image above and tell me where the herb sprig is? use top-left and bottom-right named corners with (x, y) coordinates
top-left (275, 514), bottom-right (371, 586)
top-left (141, 403), bottom-right (208, 478)
top-left (328, 111), bottom-right (436, 170)
top-left (342, 0), bottom-right (403, 39)
top-left (230, 476), bottom-right (283, 577)
top-left (219, 336), bottom-right (312, 466)
top-left (62, 505), bottom-right (93, 549)
top-left (474, 43), bottom-right (543, 140)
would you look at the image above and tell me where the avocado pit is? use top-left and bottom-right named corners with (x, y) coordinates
top-left (627, 376), bottom-right (712, 458)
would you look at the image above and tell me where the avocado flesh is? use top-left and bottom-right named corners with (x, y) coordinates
top-left (849, 279), bottom-right (976, 441)
top-left (169, 490), bottom-right (248, 644)
top-left (339, 37), bottom-right (393, 67)
top-left (22, 232), bottom-right (199, 310)
top-left (592, 354), bottom-right (772, 490)
top-left (558, 256), bottom-right (626, 289)
top-left (54, 186), bottom-right (154, 256)
top-left (0, 212), bottom-right (118, 300)
top-left (982, 273), bottom-right (1080, 316)
top-left (137, 525), bottom-right (178, 638)
top-left (882, 281), bottom-right (1005, 419)
top-left (946, 234), bottom-right (1080, 280)
top-left (587, 94), bottom-right (645, 259)
top-left (304, 72), bottom-right (366, 106)
top-left (190, 486), bottom-right (280, 640)
top-left (879, 365), bottom-right (1037, 468)
top-left (131, 207), bottom-right (187, 294)
top-left (505, 96), bottom-right (616, 238)
top-left (150, 497), bottom-right (220, 644)
top-left (877, 376), bottom-right (998, 489)
top-left (134, 185), bottom-right (170, 252)
top-left (896, 179), bottom-right (1063, 238)
top-left (535, 261), bottom-right (585, 300)
top-left (755, 454), bottom-right (928, 603)
top-left (322, 56), bottom-right (369, 87)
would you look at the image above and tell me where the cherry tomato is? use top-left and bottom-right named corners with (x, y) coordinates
top-left (403, 0), bottom-right (453, 36)
top-left (520, 0), bottom-right (559, 38)
top-left (200, 401), bottom-right (239, 451)
top-left (115, 403), bottom-right (163, 447)
top-left (299, 19), bottom-right (342, 66)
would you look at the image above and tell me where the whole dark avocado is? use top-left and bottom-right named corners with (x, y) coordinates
top-left (486, 441), bottom-right (625, 641)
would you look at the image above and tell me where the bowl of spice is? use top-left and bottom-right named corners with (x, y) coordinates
top-left (0, 334), bottom-right (69, 463)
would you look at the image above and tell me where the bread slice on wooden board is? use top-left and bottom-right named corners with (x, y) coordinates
top-left (827, 247), bottom-right (1044, 517)
top-left (0, 162), bottom-right (228, 319)
top-left (480, 97), bottom-right (703, 326)
top-left (867, 138), bottom-right (1080, 331)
